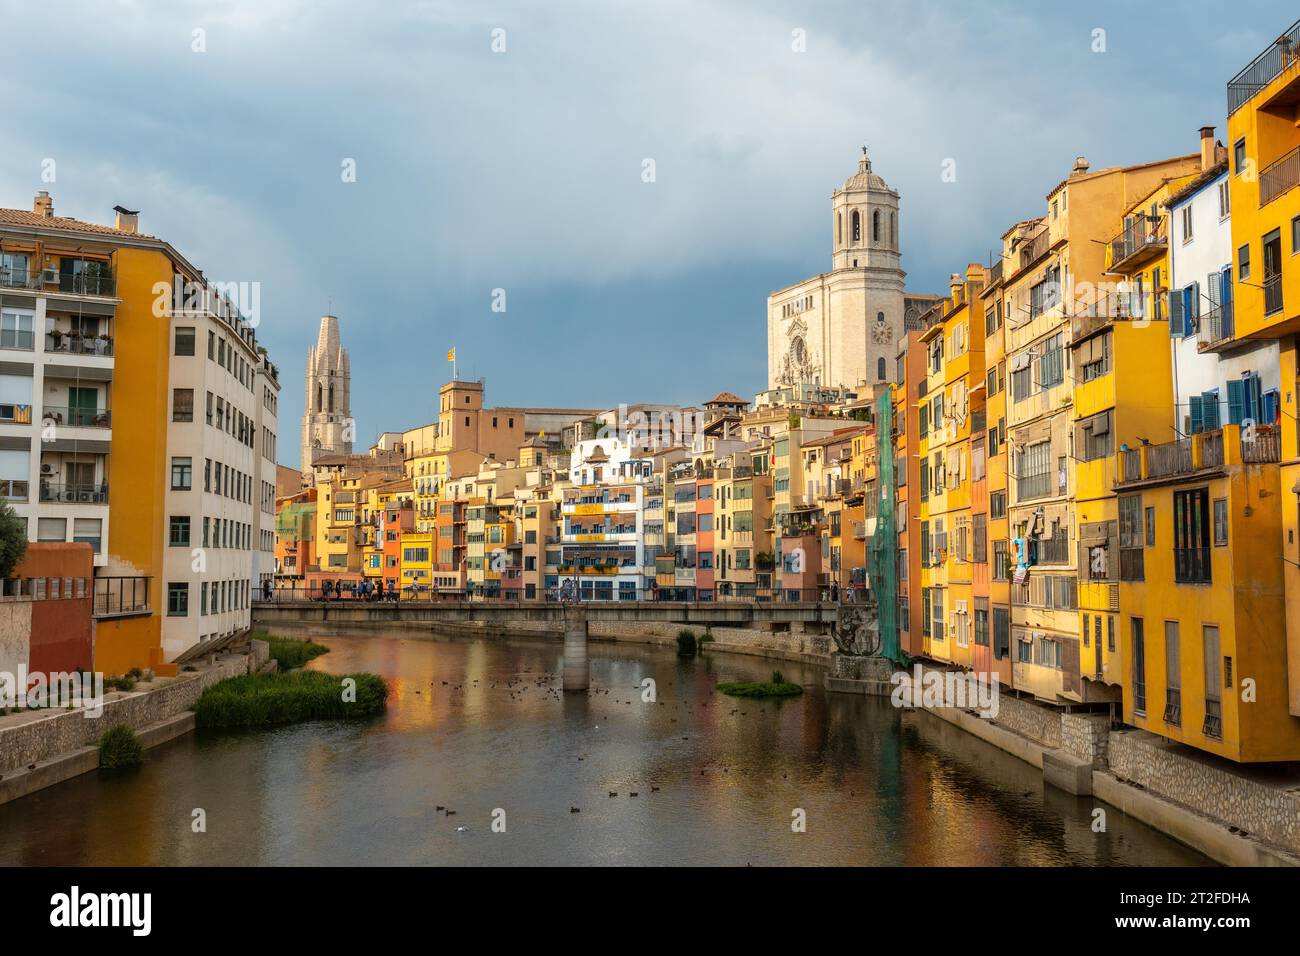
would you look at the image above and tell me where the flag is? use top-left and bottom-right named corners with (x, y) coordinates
top-left (446, 347), bottom-right (456, 363)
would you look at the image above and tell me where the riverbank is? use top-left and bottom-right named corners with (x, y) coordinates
top-left (258, 613), bottom-right (1300, 867)
top-left (0, 642), bottom-right (269, 806)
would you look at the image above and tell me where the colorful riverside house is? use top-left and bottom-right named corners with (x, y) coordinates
top-left (274, 488), bottom-right (316, 593)
top-left (398, 529), bottom-right (433, 596)
top-left (1225, 19), bottom-right (1300, 725)
top-left (1003, 148), bottom-right (1204, 706)
top-left (695, 469), bottom-right (715, 598)
top-left (714, 449), bottom-right (772, 600)
top-left (1107, 122), bottom-right (1299, 761)
top-left (312, 473), bottom-right (366, 590)
top-left (916, 300), bottom-right (950, 658)
top-left (894, 328), bottom-right (926, 655)
top-left (379, 497), bottom-right (413, 593)
top-left (977, 259), bottom-right (1014, 687)
top-left (1074, 141), bottom-right (1207, 702)
top-left (842, 421), bottom-right (877, 595)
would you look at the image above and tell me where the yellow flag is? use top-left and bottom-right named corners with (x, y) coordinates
top-left (446, 347), bottom-right (456, 362)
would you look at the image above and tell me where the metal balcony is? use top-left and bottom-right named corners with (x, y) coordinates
top-left (1260, 146), bottom-right (1300, 207)
top-left (1227, 19), bottom-right (1300, 115)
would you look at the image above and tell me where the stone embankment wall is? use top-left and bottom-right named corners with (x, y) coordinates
top-left (0, 645), bottom-right (264, 775)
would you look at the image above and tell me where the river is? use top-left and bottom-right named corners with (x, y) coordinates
top-left (0, 630), bottom-right (1211, 865)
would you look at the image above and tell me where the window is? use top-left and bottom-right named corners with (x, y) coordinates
top-left (993, 607), bottom-right (1010, 659)
top-left (993, 539), bottom-right (1009, 581)
top-left (877, 357), bottom-right (886, 380)
top-left (1164, 621), bottom-right (1181, 725)
top-left (0, 309), bottom-right (34, 350)
top-left (1293, 215), bottom-right (1300, 256)
top-left (973, 513), bottom-right (987, 563)
top-left (169, 515), bottom-right (190, 547)
top-left (172, 388), bottom-right (194, 422)
top-left (1213, 498), bottom-right (1228, 546)
top-left (167, 582), bottom-right (189, 617)
top-left (1173, 488), bottom-right (1211, 584)
top-left (1203, 625), bottom-right (1222, 739)
top-left (170, 457), bottom-right (192, 490)
top-left (1233, 138), bottom-right (1246, 175)
top-left (1238, 243), bottom-right (1250, 281)
top-left (174, 326), bottom-right (196, 356)
top-left (990, 491), bottom-right (1006, 520)
top-left (1181, 205), bottom-right (1193, 242)
top-left (1016, 440), bottom-right (1051, 501)
top-left (1131, 617), bottom-right (1147, 715)
top-left (1078, 411), bottom-right (1112, 461)
top-left (1218, 181), bottom-right (1230, 219)
top-left (1119, 495), bottom-right (1144, 581)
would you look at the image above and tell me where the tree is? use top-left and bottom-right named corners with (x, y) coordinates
top-left (0, 504), bottom-right (26, 580)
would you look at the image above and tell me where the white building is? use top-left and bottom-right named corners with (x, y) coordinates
top-left (163, 286), bottom-right (278, 659)
top-left (562, 437), bottom-right (659, 600)
top-left (1167, 148), bottom-right (1280, 434)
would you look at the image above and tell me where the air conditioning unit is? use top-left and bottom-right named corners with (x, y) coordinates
top-left (42, 269), bottom-right (58, 284)
top-left (40, 464), bottom-right (53, 475)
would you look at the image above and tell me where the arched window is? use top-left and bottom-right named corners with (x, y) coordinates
top-left (890, 212), bottom-right (896, 247)
top-left (877, 311), bottom-right (885, 324)
top-left (851, 210), bottom-right (861, 243)
top-left (837, 213), bottom-right (842, 245)
top-left (878, 357), bottom-right (887, 380)
top-left (872, 210), bottom-right (881, 242)
top-left (315, 384), bottom-right (321, 412)
top-left (328, 385), bottom-right (334, 413)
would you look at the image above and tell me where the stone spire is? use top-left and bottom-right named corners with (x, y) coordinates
top-left (301, 314), bottom-right (352, 481)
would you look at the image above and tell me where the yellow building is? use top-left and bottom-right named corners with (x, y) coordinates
top-left (314, 474), bottom-right (366, 581)
top-left (1225, 20), bottom-right (1300, 722)
top-left (399, 530), bottom-right (433, 596)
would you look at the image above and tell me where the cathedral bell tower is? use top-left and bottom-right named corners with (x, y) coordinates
top-left (831, 147), bottom-right (901, 273)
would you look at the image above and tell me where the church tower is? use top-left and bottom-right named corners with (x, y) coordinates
top-left (831, 148), bottom-right (901, 273)
top-left (767, 148), bottom-right (924, 391)
top-left (301, 314), bottom-right (352, 480)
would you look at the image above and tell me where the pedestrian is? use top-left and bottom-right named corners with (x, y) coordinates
top-left (831, 581), bottom-right (839, 603)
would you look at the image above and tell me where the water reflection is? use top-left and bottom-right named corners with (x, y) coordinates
top-left (0, 631), bottom-right (1211, 866)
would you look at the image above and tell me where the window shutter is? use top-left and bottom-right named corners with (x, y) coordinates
top-left (1227, 379), bottom-right (1245, 425)
top-left (1169, 287), bottom-right (1184, 336)
top-left (1203, 390), bottom-right (1221, 429)
top-left (1189, 395), bottom-right (1203, 434)
top-left (1248, 374), bottom-right (1263, 424)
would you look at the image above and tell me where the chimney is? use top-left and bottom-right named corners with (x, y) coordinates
top-left (32, 191), bottom-right (52, 218)
top-left (1199, 126), bottom-right (1217, 171)
top-left (113, 205), bottom-right (139, 234)
top-left (949, 272), bottom-right (963, 298)
top-left (1071, 156), bottom-right (1090, 177)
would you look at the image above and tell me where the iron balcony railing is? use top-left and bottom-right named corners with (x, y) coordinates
top-left (1163, 688), bottom-right (1182, 726)
top-left (1203, 698), bottom-right (1223, 739)
top-left (1017, 473), bottom-right (1052, 502)
top-left (1174, 546), bottom-right (1212, 585)
top-left (1196, 300), bottom-right (1234, 348)
top-left (94, 576), bottom-right (150, 617)
top-left (1263, 274), bottom-right (1283, 316)
top-left (1227, 19), bottom-right (1300, 115)
top-left (1260, 145), bottom-right (1300, 206)
top-left (41, 406), bottom-right (112, 428)
top-left (1107, 214), bottom-right (1167, 271)
top-left (39, 481), bottom-right (109, 504)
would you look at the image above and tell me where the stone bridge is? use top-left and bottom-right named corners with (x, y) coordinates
top-left (251, 599), bottom-right (841, 633)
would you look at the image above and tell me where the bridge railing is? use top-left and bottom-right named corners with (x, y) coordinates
top-left (256, 583), bottom-right (872, 606)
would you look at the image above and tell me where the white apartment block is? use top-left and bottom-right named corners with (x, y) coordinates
top-left (163, 292), bottom-right (278, 659)
top-left (0, 258), bottom-right (113, 562)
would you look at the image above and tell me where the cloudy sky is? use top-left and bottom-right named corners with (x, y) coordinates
top-left (1, 0), bottom-right (1287, 466)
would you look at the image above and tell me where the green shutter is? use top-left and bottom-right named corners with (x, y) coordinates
top-left (1189, 395), bottom-right (1204, 434)
top-left (1202, 390), bottom-right (1221, 429)
top-left (1227, 379), bottom-right (1245, 424)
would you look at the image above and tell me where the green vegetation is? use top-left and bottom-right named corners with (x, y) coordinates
top-left (0, 504), bottom-right (27, 579)
top-left (194, 671), bottom-right (388, 729)
top-left (263, 633), bottom-right (330, 670)
top-left (676, 629), bottom-right (698, 657)
top-left (717, 670), bottom-right (804, 699)
top-left (98, 724), bottom-right (144, 769)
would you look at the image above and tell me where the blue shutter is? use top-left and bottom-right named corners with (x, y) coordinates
top-left (1188, 281), bottom-right (1201, 334)
top-left (1188, 395), bottom-right (1204, 434)
top-left (1221, 265), bottom-right (1234, 338)
top-left (1169, 285), bottom-right (1184, 336)
top-left (1264, 389), bottom-right (1279, 425)
top-left (1227, 379), bottom-right (1245, 424)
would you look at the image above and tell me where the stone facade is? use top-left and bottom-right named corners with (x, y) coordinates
top-left (0, 648), bottom-right (264, 775)
top-left (988, 692), bottom-right (1063, 749)
top-left (1060, 711), bottom-right (1110, 766)
top-left (301, 314), bottom-right (352, 479)
top-left (766, 150), bottom-right (935, 391)
top-left (1108, 728), bottom-right (1300, 854)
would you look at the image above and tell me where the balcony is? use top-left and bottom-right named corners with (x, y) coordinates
top-left (1196, 302), bottom-right (1235, 352)
top-left (93, 576), bottom-right (150, 618)
top-left (41, 406), bottom-right (111, 428)
top-left (1106, 214), bottom-right (1167, 274)
top-left (1260, 146), bottom-right (1300, 207)
top-left (45, 330), bottom-right (114, 357)
top-left (1227, 19), bottom-right (1300, 115)
top-left (1174, 546), bottom-right (1212, 585)
top-left (1263, 274), bottom-right (1284, 317)
top-left (1114, 427), bottom-right (1260, 489)
top-left (40, 481), bottom-right (109, 504)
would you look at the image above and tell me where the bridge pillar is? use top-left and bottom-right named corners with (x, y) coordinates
top-left (562, 604), bottom-right (589, 692)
